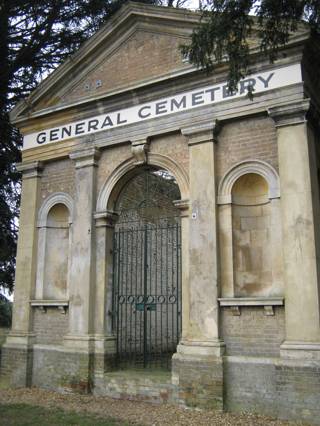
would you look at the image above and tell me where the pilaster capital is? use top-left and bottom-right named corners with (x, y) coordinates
top-left (94, 210), bottom-right (118, 227)
top-left (173, 199), bottom-right (190, 217)
top-left (69, 146), bottom-right (100, 169)
top-left (16, 161), bottom-right (43, 179)
top-left (131, 137), bottom-right (150, 165)
top-left (267, 99), bottom-right (310, 128)
top-left (181, 119), bottom-right (221, 146)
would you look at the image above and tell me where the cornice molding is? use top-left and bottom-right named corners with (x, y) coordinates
top-left (16, 161), bottom-right (43, 179)
top-left (69, 146), bottom-right (100, 169)
top-left (181, 119), bottom-right (221, 145)
top-left (267, 99), bottom-right (310, 127)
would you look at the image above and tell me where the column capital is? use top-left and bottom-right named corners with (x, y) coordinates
top-left (16, 161), bottom-right (43, 179)
top-left (94, 210), bottom-right (118, 227)
top-left (181, 119), bottom-right (221, 146)
top-left (69, 146), bottom-right (100, 168)
top-left (173, 199), bottom-right (190, 217)
top-left (267, 99), bottom-right (310, 128)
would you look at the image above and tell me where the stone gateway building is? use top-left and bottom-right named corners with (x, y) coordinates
top-left (2, 2), bottom-right (320, 424)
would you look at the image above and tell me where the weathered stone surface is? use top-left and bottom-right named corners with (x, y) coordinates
top-left (2, 4), bottom-right (320, 426)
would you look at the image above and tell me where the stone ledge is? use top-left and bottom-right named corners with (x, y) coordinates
top-left (30, 299), bottom-right (69, 314)
top-left (218, 297), bottom-right (284, 316)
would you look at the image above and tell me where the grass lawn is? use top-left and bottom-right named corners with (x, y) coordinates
top-left (0, 403), bottom-right (134, 426)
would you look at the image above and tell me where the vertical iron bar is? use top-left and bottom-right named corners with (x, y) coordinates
top-left (149, 225), bottom-right (153, 366)
top-left (143, 224), bottom-right (148, 368)
top-left (160, 226), bottom-right (163, 365)
top-left (171, 225), bottom-right (174, 353)
top-left (166, 225), bottom-right (169, 367)
top-left (134, 228), bottom-right (138, 365)
top-left (176, 223), bottom-right (179, 346)
top-left (155, 225), bottom-right (158, 363)
top-left (129, 228), bottom-right (133, 363)
top-left (116, 230), bottom-right (122, 365)
top-left (111, 230), bottom-right (116, 336)
top-left (139, 228), bottom-right (145, 359)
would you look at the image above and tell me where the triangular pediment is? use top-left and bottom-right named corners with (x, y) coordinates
top-left (11, 2), bottom-right (310, 125)
top-left (11, 3), bottom-right (200, 123)
top-left (46, 28), bottom-right (190, 109)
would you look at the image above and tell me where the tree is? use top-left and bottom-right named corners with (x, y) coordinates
top-left (181, 0), bottom-right (320, 92)
top-left (0, 0), bottom-right (191, 295)
top-left (0, 0), bottom-right (165, 294)
top-left (0, 294), bottom-right (12, 327)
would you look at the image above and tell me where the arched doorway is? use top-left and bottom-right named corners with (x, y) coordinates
top-left (112, 167), bottom-right (182, 369)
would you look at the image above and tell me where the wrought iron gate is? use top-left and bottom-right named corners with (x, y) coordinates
top-left (113, 221), bottom-right (181, 368)
top-left (112, 168), bottom-right (182, 369)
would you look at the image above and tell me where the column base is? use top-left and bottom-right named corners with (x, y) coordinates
top-left (172, 340), bottom-right (225, 410)
top-left (63, 334), bottom-right (95, 352)
top-left (280, 340), bottom-right (320, 360)
top-left (177, 338), bottom-right (225, 356)
top-left (4, 331), bottom-right (36, 347)
top-left (1, 331), bottom-right (35, 388)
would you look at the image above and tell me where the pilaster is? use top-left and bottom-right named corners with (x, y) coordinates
top-left (2, 161), bottom-right (43, 387)
top-left (178, 120), bottom-right (224, 355)
top-left (64, 147), bottom-right (100, 351)
top-left (6, 161), bottom-right (43, 346)
top-left (268, 99), bottom-right (320, 358)
top-left (172, 121), bottom-right (224, 410)
top-left (93, 210), bottom-right (118, 365)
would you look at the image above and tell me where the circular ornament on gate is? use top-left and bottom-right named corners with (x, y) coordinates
top-left (127, 295), bottom-right (135, 304)
top-left (147, 295), bottom-right (155, 304)
top-left (157, 295), bottom-right (166, 304)
top-left (118, 295), bottom-right (126, 304)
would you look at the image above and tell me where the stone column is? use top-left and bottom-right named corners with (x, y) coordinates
top-left (178, 120), bottom-right (224, 356)
top-left (2, 161), bottom-right (43, 386)
top-left (172, 122), bottom-right (224, 410)
top-left (173, 200), bottom-right (190, 342)
top-left (269, 99), bottom-right (320, 358)
top-left (64, 146), bottom-right (100, 352)
top-left (93, 210), bottom-right (118, 371)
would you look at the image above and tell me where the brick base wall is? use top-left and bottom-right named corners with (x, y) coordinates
top-left (224, 356), bottom-right (320, 426)
top-left (32, 345), bottom-right (92, 394)
top-left (221, 307), bottom-right (285, 357)
top-left (94, 370), bottom-right (174, 404)
top-left (0, 345), bottom-right (33, 387)
top-left (172, 353), bottom-right (223, 410)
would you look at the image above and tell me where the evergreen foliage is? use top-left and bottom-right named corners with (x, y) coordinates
top-left (0, 294), bottom-right (12, 327)
top-left (182, 0), bottom-right (320, 92)
top-left (0, 0), bottom-right (162, 294)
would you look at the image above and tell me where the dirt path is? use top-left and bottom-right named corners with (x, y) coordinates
top-left (0, 388), bottom-right (308, 426)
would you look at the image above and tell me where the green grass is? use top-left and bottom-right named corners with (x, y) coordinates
top-left (0, 403), bottom-right (134, 426)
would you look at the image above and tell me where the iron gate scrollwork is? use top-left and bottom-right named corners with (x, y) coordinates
top-left (112, 168), bottom-right (182, 369)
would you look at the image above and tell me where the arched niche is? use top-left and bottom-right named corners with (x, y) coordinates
top-left (218, 160), bottom-right (283, 298)
top-left (36, 193), bottom-right (73, 301)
